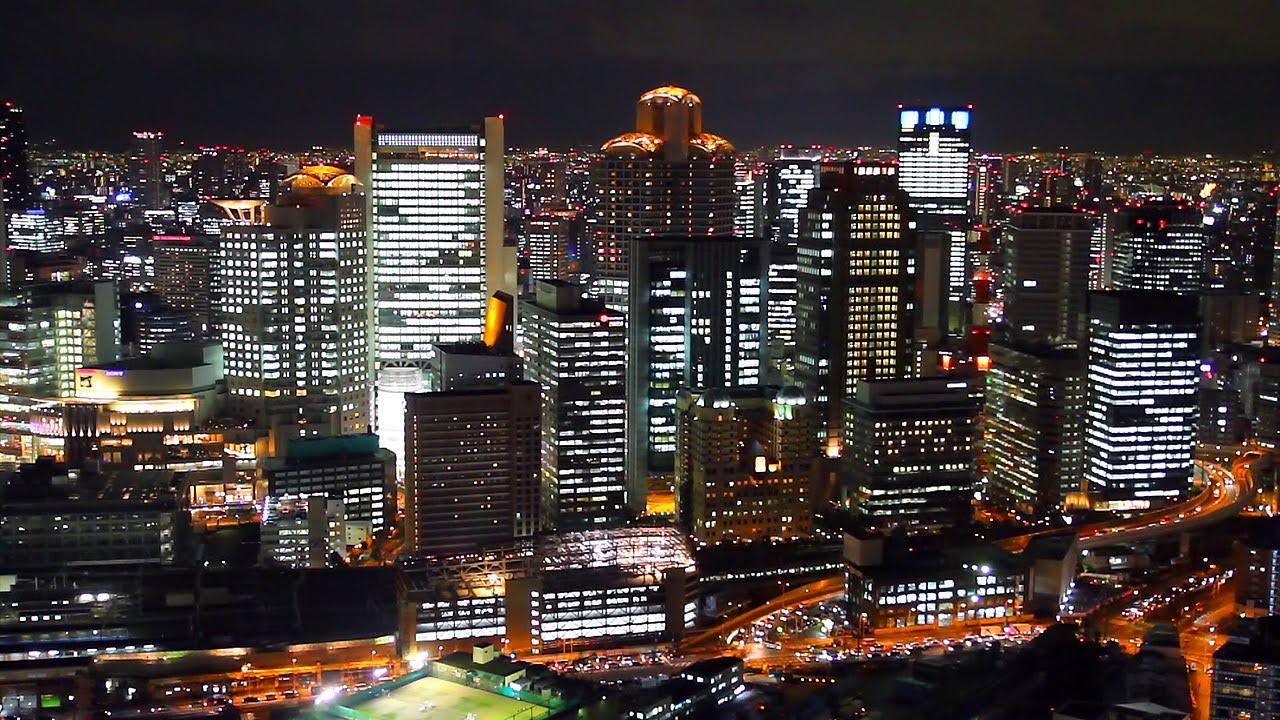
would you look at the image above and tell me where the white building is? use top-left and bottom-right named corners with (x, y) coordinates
top-left (259, 495), bottom-right (347, 569)
top-left (1083, 291), bottom-right (1200, 509)
top-left (217, 166), bottom-right (371, 436)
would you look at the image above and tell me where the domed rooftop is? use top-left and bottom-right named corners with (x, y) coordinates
top-left (696, 388), bottom-right (735, 410)
top-left (640, 86), bottom-right (700, 104)
top-left (774, 386), bottom-right (807, 406)
top-left (281, 165), bottom-right (362, 190)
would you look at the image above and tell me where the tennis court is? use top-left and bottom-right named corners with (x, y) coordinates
top-left (348, 675), bottom-right (546, 720)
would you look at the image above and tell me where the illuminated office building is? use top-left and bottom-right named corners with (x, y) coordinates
top-left (595, 86), bottom-right (736, 310)
top-left (897, 106), bottom-right (972, 326)
top-left (402, 527), bottom-right (696, 654)
top-left (794, 164), bottom-right (915, 451)
top-left (151, 234), bottom-right (216, 336)
top-left (5, 209), bottom-right (63, 253)
top-left (982, 340), bottom-right (1084, 515)
top-left (217, 166), bottom-right (371, 436)
top-left (627, 235), bottom-right (767, 509)
top-left (263, 433), bottom-right (396, 533)
top-left (128, 130), bottom-right (167, 209)
top-left (1001, 207), bottom-right (1093, 344)
top-left (1083, 291), bottom-right (1199, 509)
top-left (403, 381), bottom-right (542, 556)
top-left (1110, 202), bottom-right (1206, 293)
top-left (0, 280), bottom-right (120, 461)
top-left (354, 115), bottom-right (512, 362)
top-left (0, 101), bottom-right (34, 211)
top-left (522, 210), bottom-right (580, 288)
top-left (674, 386), bottom-right (818, 545)
top-left (763, 147), bottom-right (823, 354)
top-left (1210, 616), bottom-right (1280, 719)
top-left (843, 378), bottom-right (979, 533)
top-left (733, 162), bottom-right (764, 239)
top-left (520, 281), bottom-right (626, 528)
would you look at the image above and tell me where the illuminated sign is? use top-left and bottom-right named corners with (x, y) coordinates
top-left (951, 110), bottom-right (970, 130)
top-left (899, 110), bottom-right (920, 129)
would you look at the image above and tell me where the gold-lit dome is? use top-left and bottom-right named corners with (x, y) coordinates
top-left (640, 86), bottom-right (700, 104)
top-left (689, 132), bottom-right (735, 156)
top-left (282, 165), bottom-right (362, 190)
top-left (602, 131), bottom-right (664, 155)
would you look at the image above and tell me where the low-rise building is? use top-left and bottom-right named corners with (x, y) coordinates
top-left (844, 532), bottom-right (1025, 635)
top-left (262, 433), bottom-right (395, 533)
top-left (1211, 615), bottom-right (1280, 719)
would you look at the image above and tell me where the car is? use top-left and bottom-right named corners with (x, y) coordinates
top-left (241, 697), bottom-right (260, 704)
top-left (263, 693), bottom-right (277, 702)
top-left (282, 690), bottom-right (299, 699)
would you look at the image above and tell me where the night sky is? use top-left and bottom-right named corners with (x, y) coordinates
top-left (2, 0), bottom-right (1277, 153)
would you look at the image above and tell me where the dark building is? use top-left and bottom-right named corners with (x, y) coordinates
top-left (983, 340), bottom-right (1085, 515)
top-left (1211, 616), bottom-right (1280, 719)
top-left (0, 101), bottom-right (35, 211)
top-left (1108, 202), bottom-right (1206, 293)
top-left (627, 234), bottom-right (768, 508)
top-left (404, 381), bottom-right (542, 556)
top-left (794, 163), bottom-right (916, 452)
top-left (843, 378), bottom-right (980, 532)
top-left (1001, 207), bottom-right (1093, 344)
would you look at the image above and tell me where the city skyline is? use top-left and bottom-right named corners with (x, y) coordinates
top-left (3, 1), bottom-right (1279, 153)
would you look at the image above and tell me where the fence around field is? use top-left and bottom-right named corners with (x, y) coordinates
top-left (308, 662), bottom-right (563, 720)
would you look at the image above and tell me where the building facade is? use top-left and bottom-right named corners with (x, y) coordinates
top-left (674, 386), bottom-right (818, 545)
top-left (1083, 291), bottom-right (1200, 508)
top-left (262, 433), bottom-right (396, 533)
top-left (843, 378), bottom-right (979, 532)
top-left (1001, 207), bottom-right (1093, 344)
top-left (520, 281), bottom-right (627, 529)
top-left (795, 164), bottom-right (916, 451)
top-left (627, 235), bottom-right (768, 507)
top-left (595, 86), bottom-right (736, 310)
top-left (217, 166), bottom-right (371, 436)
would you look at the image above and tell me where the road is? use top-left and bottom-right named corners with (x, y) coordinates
top-left (680, 574), bottom-right (845, 651)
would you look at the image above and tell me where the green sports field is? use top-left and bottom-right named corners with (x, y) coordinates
top-left (347, 676), bottom-right (545, 720)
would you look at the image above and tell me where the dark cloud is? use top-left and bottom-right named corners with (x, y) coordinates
top-left (1, 0), bottom-right (1276, 152)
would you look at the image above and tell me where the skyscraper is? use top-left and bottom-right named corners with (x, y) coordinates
top-left (843, 378), bottom-right (979, 533)
top-left (1001, 207), bottom-right (1093, 344)
top-left (628, 235), bottom-right (768, 509)
top-left (983, 340), bottom-right (1084, 515)
top-left (520, 280), bottom-right (626, 528)
top-left (0, 102), bottom-right (34, 212)
top-left (675, 386), bottom-right (818, 545)
top-left (151, 234), bottom-right (216, 337)
top-left (794, 163), bottom-right (916, 451)
top-left (595, 86), bottom-right (736, 310)
top-left (1083, 291), bottom-right (1199, 508)
top-left (128, 131), bottom-right (167, 210)
top-left (896, 106), bottom-right (972, 326)
top-left (1109, 202), bottom-right (1206, 293)
top-left (522, 210), bottom-right (580, 288)
top-left (763, 148), bottom-right (823, 356)
top-left (217, 166), bottom-right (371, 435)
top-left (353, 115), bottom-right (514, 414)
top-left (403, 381), bottom-right (541, 556)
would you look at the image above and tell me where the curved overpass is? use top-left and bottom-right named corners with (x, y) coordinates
top-left (1076, 452), bottom-right (1257, 550)
top-left (681, 574), bottom-right (844, 651)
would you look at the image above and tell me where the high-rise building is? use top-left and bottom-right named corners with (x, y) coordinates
top-left (522, 210), bottom-right (580, 288)
top-left (520, 280), bottom-right (627, 529)
top-left (403, 381), bottom-right (542, 556)
top-left (1210, 616), bottom-right (1280, 719)
top-left (0, 280), bottom-right (120, 461)
top-left (1000, 207), bottom-right (1093, 344)
top-left (1236, 520), bottom-right (1280, 617)
top-left (1083, 291), bottom-right (1199, 509)
top-left (794, 164), bottom-right (916, 451)
top-left (128, 131), bottom-right (168, 210)
top-left (353, 115), bottom-right (514, 429)
top-left (675, 386), bottom-right (818, 545)
top-left (0, 102), bottom-right (34, 212)
top-left (595, 86), bottom-right (736, 310)
top-left (763, 147), bottom-right (823, 355)
top-left (151, 234), bottom-right (216, 337)
top-left (982, 340), bottom-right (1084, 515)
top-left (1109, 202), bottom-right (1206, 293)
top-left (733, 162), bottom-right (764, 239)
top-left (897, 106), bottom-right (972, 324)
top-left (217, 166), bottom-right (371, 436)
top-left (627, 235), bottom-right (768, 508)
top-left (263, 433), bottom-right (396, 534)
top-left (843, 378), bottom-right (979, 533)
